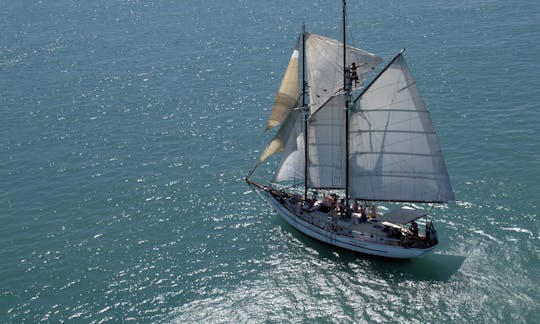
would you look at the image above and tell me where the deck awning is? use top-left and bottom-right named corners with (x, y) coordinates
top-left (379, 208), bottom-right (429, 224)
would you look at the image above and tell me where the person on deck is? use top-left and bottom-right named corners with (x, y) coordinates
top-left (337, 199), bottom-right (345, 216)
top-left (369, 205), bottom-right (377, 218)
top-left (410, 221), bottom-right (419, 236)
top-left (359, 212), bottom-right (368, 223)
top-left (302, 199), bottom-right (314, 212)
top-left (352, 199), bottom-right (360, 213)
top-left (359, 206), bottom-right (367, 222)
top-left (324, 194), bottom-right (334, 206)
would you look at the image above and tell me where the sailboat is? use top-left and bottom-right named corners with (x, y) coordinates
top-left (245, 1), bottom-right (454, 259)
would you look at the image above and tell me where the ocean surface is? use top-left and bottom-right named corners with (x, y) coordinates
top-left (1, 0), bottom-right (539, 322)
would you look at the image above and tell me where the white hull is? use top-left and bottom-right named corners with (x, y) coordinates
top-left (264, 192), bottom-right (436, 259)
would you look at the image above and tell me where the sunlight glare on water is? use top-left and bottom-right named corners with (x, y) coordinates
top-left (1, 0), bottom-right (538, 322)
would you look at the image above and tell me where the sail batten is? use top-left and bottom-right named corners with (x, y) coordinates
top-left (350, 130), bottom-right (437, 135)
top-left (351, 151), bottom-right (441, 158)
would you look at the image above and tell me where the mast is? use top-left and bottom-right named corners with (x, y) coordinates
top-left (343, 0), bottom-right (351, 208)
top-left (343, 0), bottom-right (347, 80)
top-left (302, 22), bottom-right (309, 200)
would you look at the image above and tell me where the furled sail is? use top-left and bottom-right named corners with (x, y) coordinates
top-left (265, 38), bottom-right (300, 130)
top-left (307, 94), bottom-right (346, 189)
top-left (349, 53), bottom-right (455, 203)
top-left (255, 108), bottom-right (303, 176)
top-left (304, 33), bottom-right (382, 113)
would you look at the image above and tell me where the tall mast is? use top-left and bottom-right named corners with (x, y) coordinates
top-left (302, 22), bottom-right (309, 200)
top-left (343, 0), bottom-right (347, 81)
top-left (343, 0), bottom-right (351, 208)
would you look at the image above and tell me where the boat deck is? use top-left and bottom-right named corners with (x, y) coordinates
top-left (275, 191), bottom-right (436, 250)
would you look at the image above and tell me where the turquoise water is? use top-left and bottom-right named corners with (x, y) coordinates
top-left (1, 0), bottom-right (539, 322)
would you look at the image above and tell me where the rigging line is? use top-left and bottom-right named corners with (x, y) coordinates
top-left (246, 166), bottom-right (256, 179)
top-left (345, 4), bottom-right (356, 48)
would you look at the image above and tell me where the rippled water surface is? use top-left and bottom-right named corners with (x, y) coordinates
top-left (1, 0), bottom-right (539, 322)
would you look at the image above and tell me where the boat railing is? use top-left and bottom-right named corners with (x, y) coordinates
top-left (276, 189), bottom-right (437, 249)
top-left (269, 182), bottom-right (305, 196)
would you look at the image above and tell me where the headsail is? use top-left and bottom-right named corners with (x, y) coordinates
top-left (349, 53), bottom-right (455, 203)
top-left (274, 109), bottom-right (305, 182)
top-left (265, 38), bottom-right (300, 131)
top-left (305, 33), bottom-right (382, 113)
top-left (252, 108), bottom-right (304, 180)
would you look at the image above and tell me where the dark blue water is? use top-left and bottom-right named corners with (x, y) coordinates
top-left (1, 0), bottom-right (538, 322)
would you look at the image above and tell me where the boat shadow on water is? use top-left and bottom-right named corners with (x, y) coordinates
top-left (279, 220), bottom-right (465, 283)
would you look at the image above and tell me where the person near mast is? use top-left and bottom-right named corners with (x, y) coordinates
top-left (350, 62), bottom-right (359, 87)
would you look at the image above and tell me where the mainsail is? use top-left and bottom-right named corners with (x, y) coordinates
top-left (265, 38), bottom-right (300, 131)
top-left (305, 33), bottom-right (382, 113)
top-left (307, 94), bottom-right (346, 189)
top-left (349, 53), bottom-right (455, 203)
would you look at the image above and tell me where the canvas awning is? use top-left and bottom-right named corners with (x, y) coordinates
top-left (378, 208), bottom-right (429, 224)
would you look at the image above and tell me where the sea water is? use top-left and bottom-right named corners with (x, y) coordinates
top-left (1, 0), bottom-right (538, 322)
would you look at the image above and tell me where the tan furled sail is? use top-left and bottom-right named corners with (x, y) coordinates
top-left (265, 38), bottom-right (300, 131)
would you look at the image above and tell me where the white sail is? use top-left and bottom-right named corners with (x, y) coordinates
top-left (307, 94), bottom-right (346, 189)
top-left (273, 109), bottom-right (305, 182)
top-left (265, 39), bottom-right (300, 130)
top-left (349, 54), bottom-right (454, 202)
top-left (305, 33), bottom-right (382, 113)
